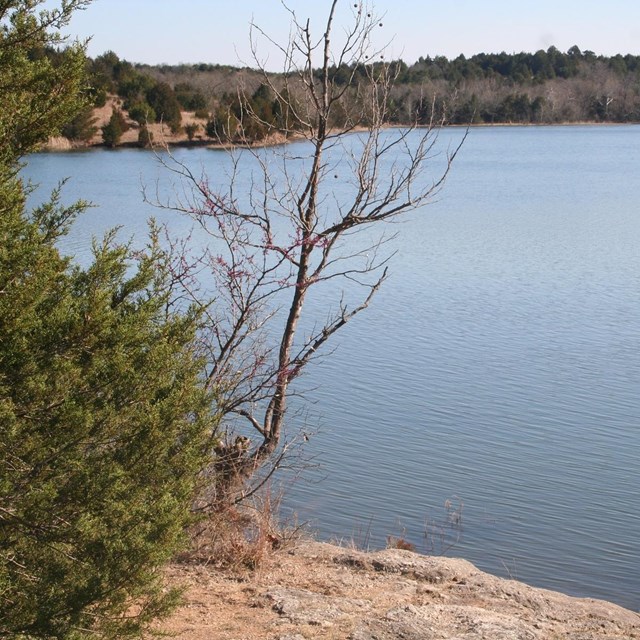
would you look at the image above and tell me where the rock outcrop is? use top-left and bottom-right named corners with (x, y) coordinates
top-left (162, 541), bottom-right (640, 639)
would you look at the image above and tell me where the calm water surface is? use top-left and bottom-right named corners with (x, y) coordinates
top-left (24, 125), bottom-right (640, 611)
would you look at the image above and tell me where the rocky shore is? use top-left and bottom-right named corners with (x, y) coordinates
top-left (159, 541), bottom-right (639, 639)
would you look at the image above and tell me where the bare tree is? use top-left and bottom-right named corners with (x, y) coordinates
top-left (155, 0), bottom-right (464, 506)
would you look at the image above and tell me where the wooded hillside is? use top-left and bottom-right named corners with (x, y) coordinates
top-left (66, 46), bottom-right (640, 145)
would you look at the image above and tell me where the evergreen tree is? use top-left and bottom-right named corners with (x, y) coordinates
top-left (127, 101), bottom-right (156, 125)
top-left (146, 82), bottom-right (182, 132)
top-left (0, 2), bottom-right (214, 637)
top-left (184, 122), bottom-right (199, 141)
top-left (138, 124), bottom-right (154, 147)
top-left (61, 104), bottom-right (98, 142)
top-left (0, 2), bottom-right (87, 167)
top-left (101, 108), bottom-right (128, 147)
top-left (205, 104), bottom-right (239, 142)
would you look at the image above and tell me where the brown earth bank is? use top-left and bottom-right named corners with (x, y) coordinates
top-left (41, 96), bottom-right (366, 151)
top-left (43, 97), bottom-right (635, 153)
top-left (42, 96), bottom-right (212, 150)
top-left (156, 541), bottom-right (639, 640)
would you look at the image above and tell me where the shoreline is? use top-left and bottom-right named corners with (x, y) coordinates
top-left (157, 539), bottom-right (640, 639)
top-left (42, 119), bottom-right (639, 153)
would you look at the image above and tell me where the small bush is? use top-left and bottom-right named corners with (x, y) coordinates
top-left (386, 536), bottom-right (416, 552)
top-left (184, 122), bottom-right (199, 141)
top-left (187, 490), bottom-right (298, 570)
top-left (138, 125), bottom-right (154, 147)
top-left (128, 101), bottom-right (156, 125)
top-left (101, 108), bottom-right (128, 147)
top-left (61, 105), bottom-right (98, 142)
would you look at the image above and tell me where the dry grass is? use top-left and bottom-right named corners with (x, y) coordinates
top-left (386, 535), bottom-right (416, 552)
top-left (183, 490), bottom-right (302, 572)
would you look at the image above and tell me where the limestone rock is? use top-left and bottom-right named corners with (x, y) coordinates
top-left (160, 540), bottom-right (640, 639)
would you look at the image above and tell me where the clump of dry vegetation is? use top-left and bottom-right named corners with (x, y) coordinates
top-left (185, 490), bottom-right (302, 571)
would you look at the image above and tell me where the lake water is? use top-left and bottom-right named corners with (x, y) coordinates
top-left (24, 125), bottom-right (640, 611)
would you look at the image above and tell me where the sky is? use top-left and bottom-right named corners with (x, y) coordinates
top-left (51, 0), bottom-right (640, 68)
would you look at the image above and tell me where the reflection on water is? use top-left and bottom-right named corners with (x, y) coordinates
top-left (24, 125), bottom-right (640, 611)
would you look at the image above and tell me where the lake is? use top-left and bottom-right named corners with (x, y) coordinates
top-left (24, 125), bottom-right (640, 611)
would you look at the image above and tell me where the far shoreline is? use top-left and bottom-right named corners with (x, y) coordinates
top-left (42, 119), bottom-right (639, 153)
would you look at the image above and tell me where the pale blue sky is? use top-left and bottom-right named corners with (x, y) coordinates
top-left (54, 0), bottom-right (640, 67)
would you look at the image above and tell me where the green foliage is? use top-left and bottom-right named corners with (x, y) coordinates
top-left (88, 51), bottom-right (119, 98)
top-left (175, 82), bottom-right (208, 112)
top-left (146, 82), bottom-right (182, 131)
top-left (90, 50), bottom-right (119, 90)
top-left (118, 72), bottom-right (155, 103)
top-left (449, 95), bottom-right (482, 125)
top-left (0, 2), bottom-right (215, 637)
top-left (194, 107), bottom-right (210, 120)
top-left (127, 101), bottom-right (156, 125)
top-left (61, 105), bottom-right (98, 142)
top-left (497, 93), bottom-right (536, 122)
top-left (184, 122), bottom-right (199, 141)
top-left (408, 47), bottom-right (583, 84)
top-left (2, 120), bottom-right (185, 640)
top-left (138, 124), bottom-right (154, 147)
top-left (90, 86), bottom-right (107, 107)
top-left (0, 1), bottom-right (89, 165)
top-left (101, 109), bottom-right (128, 147)
top-left (206, 84), bottom-right (301, 143)
top-left (91, 51), bottom-right (150, 100)
top-left (205, 84), bottom-right (295, 143)
top-left (0, 210), bottom-right (212, 639)
top-left (73, 44), bottom-right (640, 139)
top-left (205, 105), bottom-right (239, 141)
top-left (272, 87), bottom-right (303, 135)
top-left (243, 83), bottom-right (275, 140)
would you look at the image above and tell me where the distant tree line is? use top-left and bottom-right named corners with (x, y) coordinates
top-left (58, 45), bottom-right (640, 146)
top-left (345, 46), bottom-right (640, 125)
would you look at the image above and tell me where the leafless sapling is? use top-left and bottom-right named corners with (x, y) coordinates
top-left (154, 0), bottom-right (464, 507)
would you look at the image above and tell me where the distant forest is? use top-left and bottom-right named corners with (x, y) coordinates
top-left (63, 46), bottom-right (640, 144)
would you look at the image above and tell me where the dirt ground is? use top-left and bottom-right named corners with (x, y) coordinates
top-left (153, 541), bottom-right (640, 640)
top-left (157, 542), bottom-right (389, 640)
top-left (87, 96), bottom-right (208, 147)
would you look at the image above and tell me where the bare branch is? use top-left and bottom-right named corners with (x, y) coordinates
top-left (150, 1), bottom-right (463, 506)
